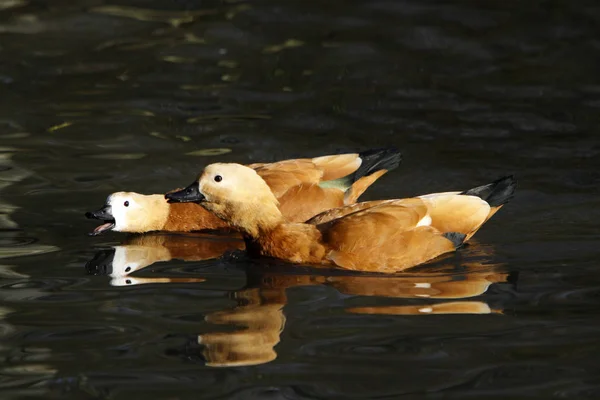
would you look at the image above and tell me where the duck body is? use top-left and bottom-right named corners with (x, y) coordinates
top-left (271, 177), bottom-right (515, 272)
top-left (86, 147), bottom-right (401, 235)
top-left (166, 163), bottom-right (516, 273)
top-left (243, 199), bottom-right (469, 273)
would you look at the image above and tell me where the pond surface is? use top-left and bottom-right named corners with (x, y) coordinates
top-left (1, 0), bottom-right (600, 398)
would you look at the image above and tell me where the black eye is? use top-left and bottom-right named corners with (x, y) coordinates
top-left (124, 201), bottom-right (129, 207)
top-left (214, 175), bottom-right (222, 182)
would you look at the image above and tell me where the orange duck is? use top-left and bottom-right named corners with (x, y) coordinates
top-left (166, 163), bottom-right (516, 273)
top-left (85, 148), bottom-right (401, 235)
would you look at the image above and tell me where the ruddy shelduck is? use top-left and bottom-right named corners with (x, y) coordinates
top-left (166, 163), bottom-right (516, 273)
top-left (85, 148), bottom-right (401, 235)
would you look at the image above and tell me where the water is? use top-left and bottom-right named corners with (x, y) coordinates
top-left (1, 0), bottom-right (600, 398)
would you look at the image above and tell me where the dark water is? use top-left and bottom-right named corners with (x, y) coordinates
top-left (1, 0), bottom-right (600, 398)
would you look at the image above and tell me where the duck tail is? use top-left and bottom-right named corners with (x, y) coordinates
top-left (461, 175), bottom-right (517, 207)
top-left (326, 147), bottom-right (401, 204)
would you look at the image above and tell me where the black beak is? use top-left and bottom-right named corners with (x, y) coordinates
top-left (85, 249), bottom-right (115, 275)
top-left (85, 205), bottom-right (113, 221)
top-left (165, 182), bottom-right (205, 203)
top-left (85, 205), bottom-right (116, 236)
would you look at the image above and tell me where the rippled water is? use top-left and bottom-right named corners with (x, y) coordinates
top-left (1, 0), bottom-right (600, 398)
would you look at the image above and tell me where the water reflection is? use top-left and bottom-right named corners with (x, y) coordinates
top-left (0, 0), bottom-right (597, 395)
top-left (85, 232), bottom-right (243, 278)
top-left (199, 287), bottom-right (286, 367)
top-left (85, 234), bottom-right (516, 367)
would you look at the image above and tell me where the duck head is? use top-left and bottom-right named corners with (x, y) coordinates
top-left (166, 163), bottom-right (283, 237)
top-left (85, 192), bottom-right (169, 235)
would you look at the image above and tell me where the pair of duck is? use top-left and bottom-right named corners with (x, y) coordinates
top-left (86, 147), bottom-right (516, 273)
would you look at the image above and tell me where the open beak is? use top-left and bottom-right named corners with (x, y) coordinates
top-left (85, 205), bottom-right (115, 236)
top-left (165, 182), bottom-right (206, 203)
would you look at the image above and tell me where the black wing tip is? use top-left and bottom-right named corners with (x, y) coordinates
top-left (358, 146), bottom-right (402, 163)
top-left (355, 146), bottom-right (403, 179)
top-left (442, 232), bottom-right (467, 249)
top-left (493, 175), bottom-right (517, 187)
top-left (461, 175), bottom-right (517, 207)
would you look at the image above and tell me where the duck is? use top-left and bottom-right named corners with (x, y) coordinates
top-left (165, 163), bottom-right (516, 273)
top-left (85, 147), bottom-right (401, 235)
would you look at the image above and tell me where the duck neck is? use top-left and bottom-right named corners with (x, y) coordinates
top-left (144, 195), bottom-right (171, 231)
top-left (234, 200), bottom-right (284, 240)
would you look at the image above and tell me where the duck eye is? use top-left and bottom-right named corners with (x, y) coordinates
top-left (214, 175), bottom-right (222, 182)
top-left (124, 201), bottom-right (129, 207)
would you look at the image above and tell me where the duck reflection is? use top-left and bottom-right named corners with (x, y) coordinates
top-left (199, 287), bottom-right (286, 367)
top-left (85, 232), bottom-right (244, 282)
top-left (85, 234), bottom-right (516, 367)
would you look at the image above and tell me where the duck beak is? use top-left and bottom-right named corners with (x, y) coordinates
top-left (165, 182), bottom-right (206, 203)
top-left (85, 205), bottom-right (115, 236)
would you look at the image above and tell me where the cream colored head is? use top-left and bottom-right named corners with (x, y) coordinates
top-left (196, 163), bottom-right (282, 237)
top-left (106, 192), bottom-right (170, 233)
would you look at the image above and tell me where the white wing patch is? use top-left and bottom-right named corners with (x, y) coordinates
top-left (416, 215), bottom-right (432, 227)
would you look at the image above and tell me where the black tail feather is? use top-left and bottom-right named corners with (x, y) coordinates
top-left (461, 175), bottom-right (517, 207)
top-left (443, 232), bottom-right (467, 249)
top-left (352, 147), bottom-right (402, 182)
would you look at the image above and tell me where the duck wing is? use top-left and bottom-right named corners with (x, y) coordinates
top-left (252, 148), bottom-right (402, 205)
top-left (311, 175), bottom-right (515, 240)
top-left (318, 201), bottom-right (462, 273)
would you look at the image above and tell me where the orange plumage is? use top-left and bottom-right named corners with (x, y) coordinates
top-left (86, 148), bottom-right (401, 235)
top-left (166, 163), bottom-right (516, 273)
